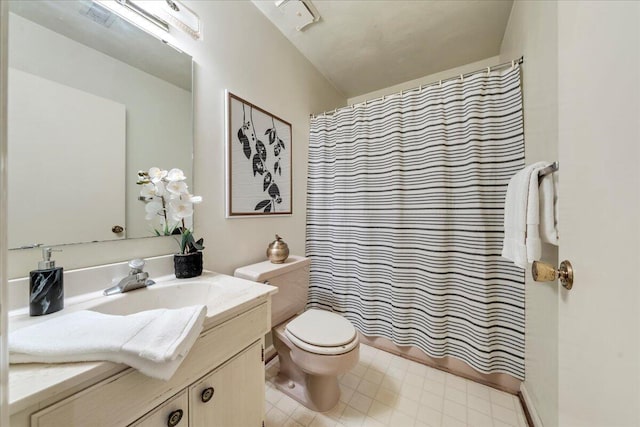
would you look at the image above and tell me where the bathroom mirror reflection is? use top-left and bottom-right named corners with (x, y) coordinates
top-left (7, 0), bottom-right (193, 249)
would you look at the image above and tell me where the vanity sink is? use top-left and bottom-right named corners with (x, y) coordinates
top-left (92, 275), bottom-right (252, 317)
top-left (93, 280), bottom-right (221, 316)
top-left (9, 271), bottom-right (276, 334)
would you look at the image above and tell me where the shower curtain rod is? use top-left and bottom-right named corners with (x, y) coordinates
top-left (310, 56), bottom-right (524, 119)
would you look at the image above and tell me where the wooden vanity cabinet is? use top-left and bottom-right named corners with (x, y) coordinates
top-left (23, 302), bottom-right (269, 427)
top-left (130, 341), bottom-right (264, 427)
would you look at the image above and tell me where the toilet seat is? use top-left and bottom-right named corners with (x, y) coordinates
top-left (284, 309), bottom-right (358, 355)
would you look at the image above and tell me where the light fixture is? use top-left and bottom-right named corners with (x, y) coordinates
top-left (275, 0), bottom-right (320, 32)
top-left (133, 0), bottom-right (202, 40)
top-left (94, 0), bottom-right (169, 40)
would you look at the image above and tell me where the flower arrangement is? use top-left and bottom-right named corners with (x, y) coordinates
top-left (137, 167), bottom-right (204, 255)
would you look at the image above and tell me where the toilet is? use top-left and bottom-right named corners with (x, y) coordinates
top-left (234, 255), bottom-right (360, 412)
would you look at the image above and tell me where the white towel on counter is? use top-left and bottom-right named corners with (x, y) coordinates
top-left (539, 172), bottom-right (559, 245)
top-left (502, 161), bottom-right (548, 268)
top-left (9, 305), bottom-right (206, 380)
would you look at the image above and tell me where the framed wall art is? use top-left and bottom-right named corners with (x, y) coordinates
top-left (226, 91), bottom-right (292, 217)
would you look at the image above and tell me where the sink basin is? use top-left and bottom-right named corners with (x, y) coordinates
top-left (93, 279), bottom-right (229, 316)
top-left (9, 272), bottom-right (276, 333)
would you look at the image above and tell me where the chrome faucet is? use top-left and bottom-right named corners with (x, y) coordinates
top-left (103, 259), bottom-right (155, 296)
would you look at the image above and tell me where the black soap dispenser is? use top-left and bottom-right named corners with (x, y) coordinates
top-left (29, 247), bottom-right (64, 316)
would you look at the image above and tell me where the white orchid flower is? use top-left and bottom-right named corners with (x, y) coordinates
top-left (155, 181), bottom-right (165, 196)
top-left (148, 167), bottom-right (168, 183)
top-left (188, 194), bottom-right (203, 204)
top-left (144, 201), bottom-right (163, 220)
top-left (140, 183), bottom-right (155, 198)
top-left (169, 199), bottom-right (194, 220)
top-left (140, 182), bottom-right (165, 198)
top-left (167, 180), bottom-right (188, 195)
top-left (167, 168), bottom-right (186, 182)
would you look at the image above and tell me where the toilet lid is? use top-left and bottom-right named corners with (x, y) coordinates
top-left (285, 309), bottom-right (357, 347)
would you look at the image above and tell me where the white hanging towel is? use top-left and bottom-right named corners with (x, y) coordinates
top-left (9, 305), bottom-right (206, 380)
top-left (539, 172), bottom-right (559, 245)
top-left (502, 161), bottom-right (548, 268)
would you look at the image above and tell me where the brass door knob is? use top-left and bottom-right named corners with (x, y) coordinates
top-left (112, 225), bottom-right (124, 234)
top-left (532, 260), bottom-right (574, 290)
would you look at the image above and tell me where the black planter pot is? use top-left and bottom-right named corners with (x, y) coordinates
top-left (174, 252), bottom-right (203, 279)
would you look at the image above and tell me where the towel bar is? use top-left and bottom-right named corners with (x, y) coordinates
top-left (537, 161), bottom-right (559, 184)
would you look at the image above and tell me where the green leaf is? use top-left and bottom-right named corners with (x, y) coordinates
top-left (178, 230), bottom-right (195, 254)
top-left (191, 238), bottom-right (205, 251)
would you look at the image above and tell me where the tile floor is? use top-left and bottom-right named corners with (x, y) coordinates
top-left (265, 344), bottom-right (528, 427)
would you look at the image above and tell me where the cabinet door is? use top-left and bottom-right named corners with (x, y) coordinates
top-left (189, 341), bottom-right (264, 427)
top-left (131, 390), bottom-right (188, 427)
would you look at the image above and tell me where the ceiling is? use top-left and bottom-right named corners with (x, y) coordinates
top-left (252, 0), bottom-right (514, 98)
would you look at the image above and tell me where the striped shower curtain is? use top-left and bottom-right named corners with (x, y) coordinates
top-left (306, 65), bottom-right (525, 379)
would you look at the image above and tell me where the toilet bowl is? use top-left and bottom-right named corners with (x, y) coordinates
top-left (272, 309), bottom-right (359, 411)
top-left (234, 256), bottom-right (360, 412)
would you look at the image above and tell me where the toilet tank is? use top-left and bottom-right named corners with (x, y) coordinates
top-left (234, 255), bottom-right (311, 327)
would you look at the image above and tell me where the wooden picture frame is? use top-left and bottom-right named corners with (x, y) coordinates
top-left (225, 91), bottom-right (292, 217)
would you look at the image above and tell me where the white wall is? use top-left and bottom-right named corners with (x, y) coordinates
top-left (557, 2), bottom-right (640, 425)
top-left (499, 1), bottom-right (559, 426)
top-left (6, 1), bottom-right (345, 279)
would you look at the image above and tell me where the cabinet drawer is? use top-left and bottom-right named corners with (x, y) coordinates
top-left (31, 303), bottom-right (269, 427)
top-left (130, 390), bottom-right (188, 427)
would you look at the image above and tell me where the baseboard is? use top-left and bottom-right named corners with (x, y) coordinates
top-left (519, 382), bottom-right (543, 427)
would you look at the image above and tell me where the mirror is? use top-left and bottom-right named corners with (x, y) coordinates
top-left (7, 0), bottom-right (193, 249)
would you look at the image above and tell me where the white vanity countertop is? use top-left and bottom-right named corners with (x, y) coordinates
top-left (8, 271), bottom-right (277, 415)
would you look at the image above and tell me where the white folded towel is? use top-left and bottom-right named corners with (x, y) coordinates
top-left (9, 305), bottom-right (206, 380)
top-left (502, 161), bottom-right (548, 268)
top-left (539, 172), bottom-right (559, 245)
